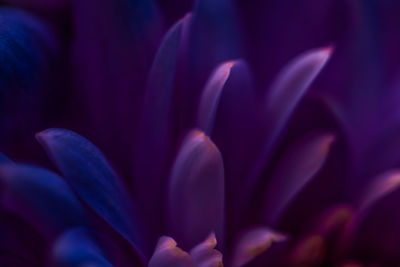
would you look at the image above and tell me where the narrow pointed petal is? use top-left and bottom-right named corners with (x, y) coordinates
top-left (190, 233), bottom-right (223, 267)
top-left (346, 171), bottom-right (400, 263)
top-left (231, 227), bottom-right (287, 267)
top-left (51, 228), bottom-right (112, 267)
top-left (358, 170), bottom-right (400, 215)
top-left (36, 128), bottom-right (145, 256)
top-left (134, 13), bottom-right (191, 239)
top-left (247, 47), bottom-right (333, 191)
top-left (263, 132), bottom-right (336, 224)
top-left (197, 60), bottom-right (238, 135)
top-left (168, 130), bottom-right (224, 249)
top-left (0, 164), bottom-right (86, 239)
top-left (148, 236), bottom-right (193, 267)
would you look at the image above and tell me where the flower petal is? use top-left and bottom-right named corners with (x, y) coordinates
top-left (168, 130), bottom-right (224, 249)
top-left (289, 234), bottom-right (326, 266)
top-left (36, 128), bottom-right (146, 257)
top-left (133, 13), bottom-right (191, 241)
top-left (190, 233), bottom-right (223, 267)
top-left (263, 132), bottom-right (336, 225)
top-left (148, 236), bottom-right (193, 267)
top-left (0, 164), bottom-right (86, 239)
top-left (197, 60), bottom-right (238, 135)
top-left (247, 47), bottom-right (333, 192)
top-left (51, 228), bottom-right (112, 267)
top-left (231, 227), bottom-right (287, 267)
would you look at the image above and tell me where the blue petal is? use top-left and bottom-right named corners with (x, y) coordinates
top-left (36, 128), bottom-right (146, 258)
top-left (133, 13), bottom-right (191, 241)
top-left (167, 130), bottom-right (225, 250)
top-left (51, 228), bottom-right (113, 267)
top-left (0, 164), bottom-right (86, 239)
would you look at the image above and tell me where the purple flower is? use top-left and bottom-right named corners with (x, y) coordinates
top-left (0, 0), bottom-right (400, 266)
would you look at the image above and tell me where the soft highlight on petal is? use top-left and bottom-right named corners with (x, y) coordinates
top-left (263, 132), bottom-right (336, 224)
top-left (197, 60), bottom-right (238, 135)
top-left (36, 128), bottom-right (146, 257)
top-left (168, 130), bottom-right (225, 249)
top-left (148, 236), bottom-right (193, 267)
top-left (190, 233), bottom-right (223, 267)
top-left (231, 227), bottom-right (287, 267)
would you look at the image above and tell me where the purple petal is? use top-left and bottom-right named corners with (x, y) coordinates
top-left (197, 60), bottom-right (238, 135)
top-left (133, 13), bottom-right (191, 240)
top-left (246, 47), bottom-right (333, 193)
top-left (231, 227), bottom-right (287, 267)
top-left (148, 236), bottom-right (193, 267)
top-left (263, 132), bottom-right (336, 225)
top-left (0, 164), bottom-right (86, 239)
top-left (189, 233), bottom-right (223, 267)
top-left (50, 228), bottom-right (112, 267)
top-left (36, 128), bottom-right (146, 257)
top-left (168, 130), bottom-right (224, 249)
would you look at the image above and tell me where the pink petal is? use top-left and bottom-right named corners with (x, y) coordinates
top-left (190, 233), bottom-right (223, 267)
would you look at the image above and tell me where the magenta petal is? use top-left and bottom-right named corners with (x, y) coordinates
top-left (0, 164), bottom-right (86, 239)
top-left (197, 60), bottom-right (238, 135)
top-left (148, 236), bottom-right (193, 267)
top-left (246, 47), bottom-right (333, 193)
top-left (133, 13), bottom-right (191, 240)
top-left (51, 228), bottom-right (112, 267)
top-left (36, 128), bottom-right (146, 258)
top-left (231, 227), bottom-right (287, 267)
top-left (263, 132), bottom-right (336, 225)
top-left (168, 130), bottom-right (224, 249)
top-left (190, 233), bottom-right (223, 267)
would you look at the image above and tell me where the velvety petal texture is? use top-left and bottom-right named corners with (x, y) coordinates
top-left (0, 164), bottom-right (86, 239)
top-left (168, 130), bottom-right (224, 249)
top-left (36, 129), bottom-right (145, 256)
top-left (50, 228), bottom-right (113, 267)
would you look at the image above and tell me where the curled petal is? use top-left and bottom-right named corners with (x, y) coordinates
top-left (190, 233), bottom-right (223, 267)
top-left (264, 132), bottom-right (336, 224)
top-left (231, 227), bottom-right (287, 267)
top-left (168, 130), bottom-right (224, 249)
top-left (247, 47), bottom-right (333, 192)
top-left (134, 13), bottom-right (191, 239)
top-left (197, 60), bottom-right (238, 135)
top-left (148, 236), bottom-right (193, 267)
top-left (36, 128), bottom-right (146, 257)
top-left (0, 164), bottom-right (86, 239)
top-left (51, 228), bottom-right (112, 267)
